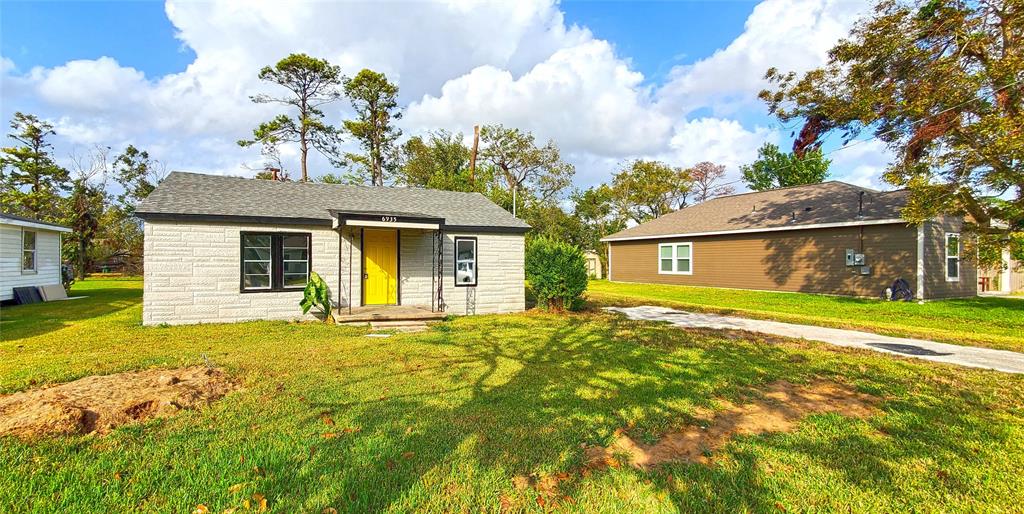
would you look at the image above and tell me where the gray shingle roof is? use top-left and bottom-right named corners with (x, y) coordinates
top-left (603, 181), bottom-right (908, 241)
top-left (136, 171), bottom-right (530, 230)
top-left (0, 212), bottom-right (72, 231)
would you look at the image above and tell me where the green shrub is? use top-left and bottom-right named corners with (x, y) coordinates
top-left (525, 236), bottom-right (588, 311)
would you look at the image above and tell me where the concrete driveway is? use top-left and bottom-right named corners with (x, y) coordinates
top-left (605, 306), bottom-right (1024, 374)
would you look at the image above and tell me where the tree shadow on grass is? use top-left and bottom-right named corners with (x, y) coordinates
top-left (220, 310), bottom-right (1019, 512)
top-left (0, 285), bottom-right (141, 341)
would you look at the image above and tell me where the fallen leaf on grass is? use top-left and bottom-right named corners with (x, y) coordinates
top-left (252, 493), bottom-right (268, 512)
top-left (193, 505), bottom-right (209, 514)
top-left (228, 483), bottom-right (245, 494)
top-left (401, 451), bottom-right (415, 460)
top-left (322, 416), bottom-right (334, 426)
top-left (385, 460), bottom-right (395, 470)
top-left (512, 475), bottom-right (532, 491)
top-left (322, 509), bottom-right (338, 514)
top-left (322, 433), bottom-right (337, 439)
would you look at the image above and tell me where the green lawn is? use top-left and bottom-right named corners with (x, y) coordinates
top-left (1, 278), bottom-right (1024, 512)
top-left (588, 280), bottom-right (1024, 353)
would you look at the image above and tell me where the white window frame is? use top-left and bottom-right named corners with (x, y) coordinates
top-left (21, 229), bottom-right (37, 273)
top-left (657, 242), bottom-right (693, 275)
top-left (454, 237), bottom-right (478, 287)
top-left (945, 232), bottom-right (960, 282)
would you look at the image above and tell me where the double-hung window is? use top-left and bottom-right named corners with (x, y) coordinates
top-left (22, 229), bottom-right (36, 273)
top-left (945, 232), bottom-right (960, 282)
top-left (454, 237), bottom-right (478, 286)
top-left (240, 232), bottom-right (311, 292)
top-left (658, 242), bottom-right (692, 275)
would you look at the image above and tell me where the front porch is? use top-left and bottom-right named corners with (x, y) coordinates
top-left (334, 304), bottom-right (447, 324)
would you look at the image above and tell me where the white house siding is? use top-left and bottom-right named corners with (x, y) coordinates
top-left (143, 221), bottom-right (340, 325)
top-left (0, 224), bottom-right (63, 301)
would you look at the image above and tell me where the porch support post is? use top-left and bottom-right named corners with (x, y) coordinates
top-left (436, 228), bottom-right (445, 312)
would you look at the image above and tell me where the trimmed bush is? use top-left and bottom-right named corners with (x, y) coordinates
top-left (525, 236), bottom-right (588, 311)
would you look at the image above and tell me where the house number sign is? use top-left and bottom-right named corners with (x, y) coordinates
top-left (381, 216), bottom-right (398, 222)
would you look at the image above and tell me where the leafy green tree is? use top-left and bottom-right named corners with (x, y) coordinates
top-left (66, 178), bottom-right (105, 278)
top-left (740, 143), bottom-right (830, 192)
top-left (113, 145), bottom-right (165, 209)
top-left (239, 54), bottom-right (344, 182)
top-left (342, 69), bottom-right (402, 186)
top-left (478, 124), bottom-right (575, 213)
top-left (571, 184), bottom-right (625, 273)
top-left (396, 130), bottom-right (490, 193)
top-left (759, 0), bottom-right (1023, 260)
top-left (0, 112), bottom-right (70, 218)
top-left (315, 172), bottom-right (361, 185)
top-left (610, 159), bottom-right (690, 224)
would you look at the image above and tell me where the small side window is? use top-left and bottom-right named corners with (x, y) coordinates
top-left (945, 232), bottom-right (960, 282)
top-left (22, 230), bottom-right (36, 273)
top-left (454, 237), bottom-right (477, 287)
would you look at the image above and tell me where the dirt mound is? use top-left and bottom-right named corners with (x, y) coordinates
top-left (585, 380), bottom-right (878, 470)
top-left (0, 366), bottom-right (236, 439)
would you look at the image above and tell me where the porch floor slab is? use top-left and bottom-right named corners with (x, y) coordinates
top-left (335, 305), bottom-right (447, 323)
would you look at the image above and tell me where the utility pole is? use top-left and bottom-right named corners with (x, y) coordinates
top-left (469, 124), bottom-right (479, 185)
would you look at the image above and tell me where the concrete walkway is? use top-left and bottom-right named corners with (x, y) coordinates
top-left (605, 306), bottom-right (1024, 374)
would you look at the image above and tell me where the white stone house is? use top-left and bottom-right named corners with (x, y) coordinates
top-left (135, 172), bottom-right (529, 326)
top-left (0, 213), bottom-right (71, 302)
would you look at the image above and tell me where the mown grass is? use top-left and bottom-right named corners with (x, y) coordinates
top-left (587, 280), bottom-right (1024, 353)
top-left (1, 279), bottom-right (1023, 513)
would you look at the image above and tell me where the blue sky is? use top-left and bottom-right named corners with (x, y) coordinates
top-left (0, 0), bottom-right (887, 189)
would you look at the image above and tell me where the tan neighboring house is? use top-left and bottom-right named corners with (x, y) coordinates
top-left (979, 251), bottom-right (1024, 294)
top-left (135, 172), bottom-right (529, 326)
top-left (601, 181), bottom-right (976, 300)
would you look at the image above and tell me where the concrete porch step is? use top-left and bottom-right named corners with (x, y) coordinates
top-left (369, 320), bottom-right (430, 333)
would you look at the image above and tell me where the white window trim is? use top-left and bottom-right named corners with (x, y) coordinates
top-left (945, 232), bottom-right (960, 282)
top-left (21, 228), bottom-right (37, 274)
top-left (657, 242), bottom-right (693, 275)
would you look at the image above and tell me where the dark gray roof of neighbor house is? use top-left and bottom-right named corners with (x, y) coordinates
top-left (0, 212), bottom-right (72, 231)
top-left (135, 171), bottom-right (530, 231)
top-left (603, 181), bottom-right (909, 241)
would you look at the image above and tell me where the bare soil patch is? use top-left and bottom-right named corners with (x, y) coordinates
top-left (584, 380), bottom-right (878, 470)
top-left (0, 366), bottom-right (237, 438)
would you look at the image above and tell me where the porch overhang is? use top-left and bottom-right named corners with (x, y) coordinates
top-left (330, 210), bottom-right (445, 231)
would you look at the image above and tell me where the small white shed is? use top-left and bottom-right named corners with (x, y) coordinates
top-left (0, 213), bottom-right (71, 302)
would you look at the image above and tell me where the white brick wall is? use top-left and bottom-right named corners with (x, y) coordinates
top-left (144, 221), bottom-right (525, 325)
top-left (143, 221), bottom-right (340, 325)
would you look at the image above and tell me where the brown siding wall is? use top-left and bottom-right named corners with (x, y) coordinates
top-left (923, 217), bottom-right (977, 299)
top-left (608, 225), bottom-right (918, 297)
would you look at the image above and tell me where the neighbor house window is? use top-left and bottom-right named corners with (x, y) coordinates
top-left (945, 232), bottom-right (960, 282)
top-left (22, 229), bottom-right (36, 273)
top-left (658, 242), bottom-right (692, 275)
top-left (454, 237), bottom-right (477, 286)
top-left (240, 232), bottom-right (311, 292)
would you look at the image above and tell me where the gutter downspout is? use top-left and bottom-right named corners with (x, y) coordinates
top-left (916, 224), bottom-right (925, 300)
top-left (607, 243), bottom-right (612, 282)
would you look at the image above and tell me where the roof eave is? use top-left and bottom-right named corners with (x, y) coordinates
top-left (601, 218), bottom-right (909, 242)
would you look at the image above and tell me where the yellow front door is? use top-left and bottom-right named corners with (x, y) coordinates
top-left (363, 229), bottom-right (398, 305)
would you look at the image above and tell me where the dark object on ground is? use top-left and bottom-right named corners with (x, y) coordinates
top-left (13, 287), bottom-right (43, 305)
top-left (886, 278), bottom-right (914, 301)
top-left (61, 264), bottom-right (75, 292)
